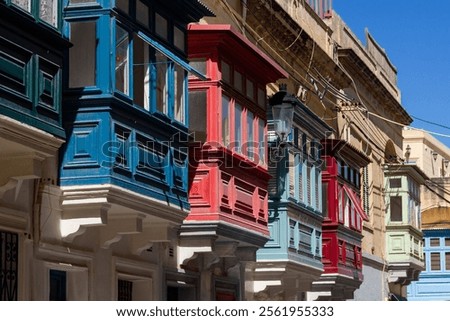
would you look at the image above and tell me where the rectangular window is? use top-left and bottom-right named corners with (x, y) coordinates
top-left (298, 224), bottom-right (313, 253)
top-left (344, 193), bottom-right (350, 227)
top-left (390, 196), bottom-right (403, 222)
top-left (155, 13), bottom-right (168, 40)
top-left (350, 202), bottom-right (356, 228)
top-left (40, 0), bottom-right (58, 27)
top-left (221, 61), bottom-right (230, 83)
top-left (234, 103), bottom-right (242, 153)
top-left (174, 64), bottom-right (185, 123)
top-left (69, 21), bottom-right (96, 88)
top-left (118, 279), bottom-right (133, 301)
top-left (174, 26), bottom-right (185, 51)
top-left (315, 169), bottom-right (320, 210)
top-left (258, 119), bottom-right (265, 165)
top-left (322, 182), bottom-right (328, 217)
top-left (222, 96), bottom-right (230, 147)
top-left (246, 79), bottom-right (254, 100)
top-left (306, 166), bottom-right (311, 206)
top-left (189, 91), bottom-right (207, 143)
top-left (155, 51), bottom-right (168, 114)
top-left (12, 0), bottom-right (31, 11)
top-left (246, 110), bottom-right (254, 160)
top-left (0, 231), bottom-right (18, 301)
top-left (136, 0), bottom-right (149, 27)
top-left (289, 152), bottom-right (295, 198)
top-left (338, 187), bottom-right (344, 222)
top-left (298, 161), bottom-right (304, 202)
top-left (257, 87), bottom-right (265, 107)
top-left (289, 219), bottom-right (296, 249)
top-left (190, 59), bottom-right (206, 77)
top-left (445, 238), bottom-right (450, 247)
top-left (115, 25), bottom-right (129, 95)
top-left (390, 178), bottom-right (402, 188)
top-left (49, 270), bottom-right (67, 301)
top-left (133, 36), bottom-right (150, 109)
top-left (430, 252), bottom-right (441, 271)
top-left (233, 70), bottom-right (243, 92)
top-left (115, 0), bottom-right (129, 13)
top-left (315, 231), bottom-right (322, 256)
top-left (430, 238), bottom-right (440, 247)
top-left (446, 253), bottom-right (450, 271)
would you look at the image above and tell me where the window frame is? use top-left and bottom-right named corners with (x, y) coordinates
top-left (10, 0), bottom-right (60, 29)
top-left (111, 22), bottom-right (189, 124)
top-left (219, 93), bottom-right (267, 166)
top-left (425, 235), bottom-right (450, 272)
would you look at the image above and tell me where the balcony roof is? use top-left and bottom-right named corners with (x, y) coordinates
top-left (384, 163), bottom-right (429, 185)
top-left (188, 24), bottom-right (288, 83)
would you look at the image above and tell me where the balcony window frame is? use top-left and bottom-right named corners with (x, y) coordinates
top-left (10, 0), bottom-right (60, 29)
top-left (219, 92), bottom-right (267, 166)
top-left (111, 22), bottom-right (189, 125)
top-left (425, 235), bottom-right (450, 272)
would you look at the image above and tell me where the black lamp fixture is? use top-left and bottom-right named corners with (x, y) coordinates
top-left (269, 84), bottom-right (295, 147)
top-left (268, 84), bottom-right (296, 199)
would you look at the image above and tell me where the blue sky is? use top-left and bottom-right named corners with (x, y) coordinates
top-left (333, 0), bottom-right (450, 147)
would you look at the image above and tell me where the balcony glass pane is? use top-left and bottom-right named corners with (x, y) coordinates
top-left (257, 87), bottom-right (265, 107)
top-left (389, 178), bottom-right (401, 188)
top-left (136, 0), bottom-right (149, 27)
top-left (115, 25), bottom-right (129, 95)
top-left (69, 21), bottom-right (96, 88)
top-left (234, 103), bottom-right (242, 153)
top-left (247, 110), bottom-right (254, 160)
top-left (221, 61), bottom-right (230, 83)
top-left (174, 64), bottom-right (185, 123)
top-left (133, 35), bottom-right (150, 109)
top-left (389, 196), bottom-right (402, 222)
top-left (11, 0), bottom-right (31, 12)
top-left (322, 182), bottom-right (328, 217)
top-left (155, 13), bottom-right (168, 40)
top-left (445, 238), bottom-right (450, 247)
top-left (246, 79), bottom-right (254, 100)
top-left (189, 91), bottom-right (207, 143)
top-left (155, 51), bottom-right (168, 114)
top-left (222, 96), bottom-right (230, 147)
top-left (258, 119), bottom-right (265, 164)
top-left (174, 26), bottom-right (185, 51)
top-left (288, 152), bottom-right (295, 198)
top-left (115, 0), bottom-right (128, 14)
top-left (430, 252), bottom-right (441, 271)
top-left (40, 0), bottom-right (58, 27)
top-left (234, 70), bottom-right (243, 93)
top-left (430, 238), bottom-right (440, 247)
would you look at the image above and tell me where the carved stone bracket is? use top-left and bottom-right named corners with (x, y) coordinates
top-left (129, 223), bottom-right (172, 255)
top-left (60, 203), bottom-right (110, 242)
top-left (99, 214), bottom-right (144, 249)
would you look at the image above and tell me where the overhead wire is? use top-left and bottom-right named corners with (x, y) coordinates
top-left (231, 0), bottom-right (450, 147)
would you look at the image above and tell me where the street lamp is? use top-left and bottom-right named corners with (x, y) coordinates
top-left (268, 85), bottom-right (296, 199)
top-left (269, 84), bottom-right (295, 147)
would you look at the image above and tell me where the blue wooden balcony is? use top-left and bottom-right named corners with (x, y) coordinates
top-left (0, 2), bottom-right (67, 139)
